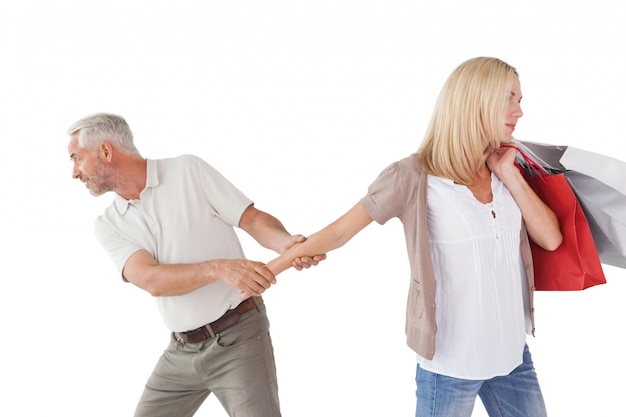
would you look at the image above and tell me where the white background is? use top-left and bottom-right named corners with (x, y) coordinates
top-left (1, 1), bottom-right (625, 416)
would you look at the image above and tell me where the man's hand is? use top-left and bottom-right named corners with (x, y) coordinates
top-left (292, 254), bottom-right (327, 270)
top-left (239, 206), bottom-right (327, 271)
top-left (217, 259), bottom-right (277, 297)
top-left (281, 234), bottom-right (327, 270)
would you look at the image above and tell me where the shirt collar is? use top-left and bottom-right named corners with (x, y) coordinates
top-left (113, 159), bottom-right (159, 215)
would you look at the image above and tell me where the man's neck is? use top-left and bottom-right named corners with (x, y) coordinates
top-left (116, 157), bottom-right (148, 200)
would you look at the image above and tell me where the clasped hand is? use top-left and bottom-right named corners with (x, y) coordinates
top-left (230, 234), bottom-right (326, 299)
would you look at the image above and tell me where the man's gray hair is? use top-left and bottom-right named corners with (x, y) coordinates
top-left (67, 113), bottom-right (140, 155)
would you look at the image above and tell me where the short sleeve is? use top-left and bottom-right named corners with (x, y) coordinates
top-left (94, 214), bottom-right (143, 279)
top-left (360, 158), bottom-right (415, 225)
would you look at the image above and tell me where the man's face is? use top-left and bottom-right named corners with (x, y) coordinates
top-left (68, 134), bottom-right (115, 197)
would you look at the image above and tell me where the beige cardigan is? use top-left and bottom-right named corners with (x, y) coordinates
top-left (360, 153), bottom-right (536, 360)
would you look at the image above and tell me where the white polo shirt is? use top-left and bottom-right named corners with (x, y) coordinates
top-left (94, 154), bottom-right (253, 332)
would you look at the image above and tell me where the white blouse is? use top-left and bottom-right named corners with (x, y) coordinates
top-left (417, 173), bottom-right (531, 380)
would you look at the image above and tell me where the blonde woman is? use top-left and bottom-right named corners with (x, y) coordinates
top-left (266, 57), bottom-right (562, 417)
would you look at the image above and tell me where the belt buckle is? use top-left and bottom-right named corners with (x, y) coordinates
top-left (177, 327), bottom-right (208, 344)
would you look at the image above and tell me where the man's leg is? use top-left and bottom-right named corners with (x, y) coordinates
top-left (196, 303), bottom-right (281, 417)
top-left (134, 336), bottom-right (211, 417)
top-left (134, 303), bottom-right (280, 417)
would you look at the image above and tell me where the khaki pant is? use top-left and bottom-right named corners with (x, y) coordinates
top-left (134, 304), bottom-right (281, 417)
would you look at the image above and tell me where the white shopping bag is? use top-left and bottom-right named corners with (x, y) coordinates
top-left (561, 147), bottom-right (626, 195)
top-left (565, 171), bottom-right (626, 268)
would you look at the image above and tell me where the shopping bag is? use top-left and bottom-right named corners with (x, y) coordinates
top-left (561, 146), bottom-right (626, 194)
top-left (515, 140), bottom-right (567, 171)
top-left (565, 171), bottom-right (626, 268)
top-left (517, 139), bottom-right (626, 268)
top-left (505, 145), bottom-right (606, 290)
top-left (518, 139), bottom-right (626, 194)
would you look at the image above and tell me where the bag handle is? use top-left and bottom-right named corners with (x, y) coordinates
top-left (501, 144), bottom-right (550, 183)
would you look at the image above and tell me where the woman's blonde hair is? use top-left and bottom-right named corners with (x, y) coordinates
top-left (418, 57), bottom-right (518, 185)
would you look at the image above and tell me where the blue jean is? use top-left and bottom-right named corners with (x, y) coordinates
top-left (415, 344), bottom-right (547, 417)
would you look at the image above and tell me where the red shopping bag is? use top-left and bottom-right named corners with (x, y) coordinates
top-left (506, 145), bottom-right (606, 290)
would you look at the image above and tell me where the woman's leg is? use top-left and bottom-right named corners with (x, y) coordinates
top-left (415, 365), bottom-right (482, 417)
top-left (478, 344), bottom-right (548, 417)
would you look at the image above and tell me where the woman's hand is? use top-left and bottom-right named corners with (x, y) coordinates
top-left (488, 145), bottom-right (563, 251)
top-left (486, 145), bottom-right (518, 181)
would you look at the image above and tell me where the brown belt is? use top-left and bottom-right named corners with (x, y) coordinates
top-left (176, 296), bottom-right (263, 344)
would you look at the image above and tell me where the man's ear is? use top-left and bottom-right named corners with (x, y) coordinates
top-left (99, 141), bottom-right (114, 161)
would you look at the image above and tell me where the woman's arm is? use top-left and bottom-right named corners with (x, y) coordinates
top-left (488, 147), bottom-right (563, 250)
top-left (266, 202), bottom-right (375, 275)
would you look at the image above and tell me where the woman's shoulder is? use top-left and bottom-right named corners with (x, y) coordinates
top-left (397, 153), bottom-right (422, 171)
top-left (382, 153), bottom-right (424, 179)
top-left (369, 153), bottom-right (425, 192)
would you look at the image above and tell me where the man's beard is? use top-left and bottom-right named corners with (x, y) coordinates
top-left (88, 162), bottom-right (118, 197)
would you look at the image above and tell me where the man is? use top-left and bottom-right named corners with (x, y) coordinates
top-left (67, 113), bottom-right (322, 417)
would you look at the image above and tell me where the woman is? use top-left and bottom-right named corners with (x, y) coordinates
top-left (267, 57), bottom-right (562, 417)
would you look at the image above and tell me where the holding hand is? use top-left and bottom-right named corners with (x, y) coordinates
top-left (292, 253), bottom-right (327, 270)
top-left (218, 259), bottom-right (277, 297)
top-left (487, 145), bottom-right (519, 181)
top-left (281, 234), bottom-right (327, 271)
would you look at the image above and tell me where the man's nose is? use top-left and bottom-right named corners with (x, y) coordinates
top-left (72, 165), bottom-right (81, 179)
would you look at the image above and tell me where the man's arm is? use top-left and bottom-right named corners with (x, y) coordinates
top-left (239, 204), bottom-right (326, 267)
top-left (238, 204), bottom-right (299, 253)
top-left (123, 205), bottom-right (323, 298)
top-left (122, 249), bottom-right (276, 297)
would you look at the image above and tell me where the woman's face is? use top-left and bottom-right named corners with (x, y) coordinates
top-left (502, 75), bottom-right (523, 143)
